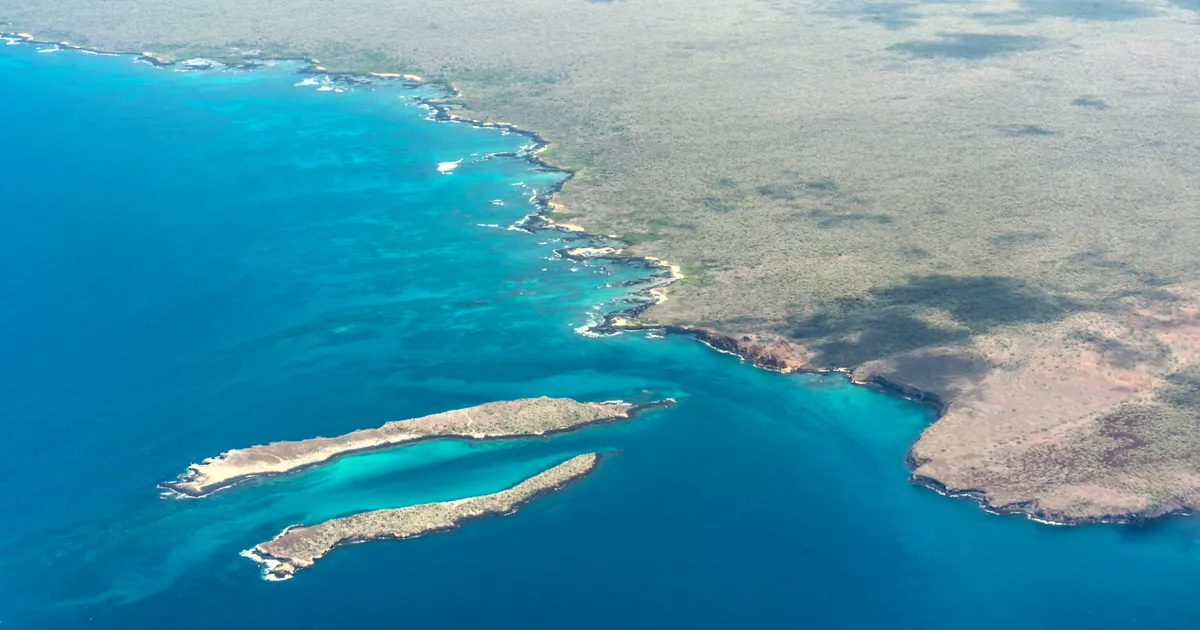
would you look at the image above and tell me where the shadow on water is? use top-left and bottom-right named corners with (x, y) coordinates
top-left (807, 208), bottom-right (894, 227)
top-left (786, 274), bottom-right (1078, 367)
top-left (1072, 95), bottom-right (1110, 110)
top-left (974, 0), bottom-right (1158, 23)
top-left (1000, 124), bottom-right (1058, 136)
top-left (794, 310), bottom-right (972, 366)
top-left (821, 0), bottom-right (924, 30)
top-left (887, 33), bottom-right (1044, 59)
top-left (989, 231), bottom-right (1048, 248)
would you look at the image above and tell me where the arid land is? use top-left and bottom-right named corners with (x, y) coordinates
top-left (8, 0), bottom-right (1200, 522)
top-left (248, 452), bottom-right (601, 579)
top-left (163, 398), bottom-right (634, 497)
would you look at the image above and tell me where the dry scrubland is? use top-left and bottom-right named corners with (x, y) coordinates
top-left (5, 0), bottom-right (1199, 521)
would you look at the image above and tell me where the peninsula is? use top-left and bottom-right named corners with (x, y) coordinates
top-left (246, 452), bottom-right (601, 579)
top-left (163, 398), bottom-right (640, 497)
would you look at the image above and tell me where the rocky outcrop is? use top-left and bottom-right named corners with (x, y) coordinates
top-left (246, 452), bottom-right (602, 579)
top-left (162, 398), bottom-right (639, 497)
top-left (691, 331), bottom-right (809, 373)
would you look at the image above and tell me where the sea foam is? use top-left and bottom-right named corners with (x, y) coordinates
top-left (239, 548), bottom-right (292, 582)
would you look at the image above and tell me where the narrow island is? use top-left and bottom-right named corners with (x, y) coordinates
top-left (162, 397), bottom-right (652, 497)
top-left (245, 452), bottom-right (601, 579)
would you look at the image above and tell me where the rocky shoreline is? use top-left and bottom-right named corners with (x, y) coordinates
top-left (247, 452), bottom-right (603, 579)
top-left (906, 455), bottom-right (1197, 526)
top-left (685, 328), bottom-right (1197, 527)
top-left (600, 313), bottom-right (948, 409)
top-left (410, 69), bottom-right (1197, 528)
top-left (0, 29), bottom-right (678, 353)
top-left (598, 310), bottom-right (1196, 527)
top-left (6, 30), bottom-right (689, 328)
top-left (10, 30), bottom-right (1187, 529)
top-left (0, 30), bottom-right (247, 69)
top-left (162, 397), bottom-right (664, 498)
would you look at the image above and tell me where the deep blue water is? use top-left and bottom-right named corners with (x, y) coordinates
top-left (2, 40), bottom-right (1200, 629)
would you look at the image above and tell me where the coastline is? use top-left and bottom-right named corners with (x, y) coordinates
top-left (0, 29), bottom-right (685, 313)
top-left (3, 29), bottom-right (1180, 529)
top-left (906, 451), bottom-right (1198, 526)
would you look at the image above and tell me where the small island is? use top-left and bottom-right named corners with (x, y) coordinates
top-left (162, 397), bottom-right (647, 497)
top-left (245, 452), bottom-right (601, 579)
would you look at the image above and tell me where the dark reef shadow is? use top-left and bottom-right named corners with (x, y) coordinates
top-left (989, 231), bottom-right (1048, 248)
top-left (885, 351), bottom-right (994, 399)
top-left (1000, 124), bottom-right (1058, 136)
top-left (1072, 96), bottom-right (1110, 110)
top-left (757, 176), bottom-right (839, 201)
top-left (793, 312), bottom-right (972, 366)
top-left (822, 0), bottom-right (924, 29)
top-left (1069, 330), bottom-right (1171, 370)
top-left (785, 274), bottom-right (1080, 366)
top-left (974, 0), bottom-right (1157, 23)
top-left (1066, 250), bottom-right (1175, 296)
top-left (807, 209), bottom-right (893, 227)
top-left (887, 33), bottom-right (1044, 59)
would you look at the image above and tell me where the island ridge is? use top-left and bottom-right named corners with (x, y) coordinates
top-left (163, 397), bottom-right (638, 497)
top-left (247, 452), bottom-right (602, 579)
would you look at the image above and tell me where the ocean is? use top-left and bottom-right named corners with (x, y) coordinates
top-left (1, 39), bottom-right (1199, 629)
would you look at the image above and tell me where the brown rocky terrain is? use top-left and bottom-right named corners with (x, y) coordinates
top-left (163, 398), bottom-right (632, 497)
top-left (899, 290), bottom-right (1200, 522)
top-left (248, 452), bottom-right (600, 579)
top-left (615, 287), bottom-right (1200, 522)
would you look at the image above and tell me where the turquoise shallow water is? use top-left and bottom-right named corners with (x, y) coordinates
top-left (2, 41), bottom-right (1200, 628)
